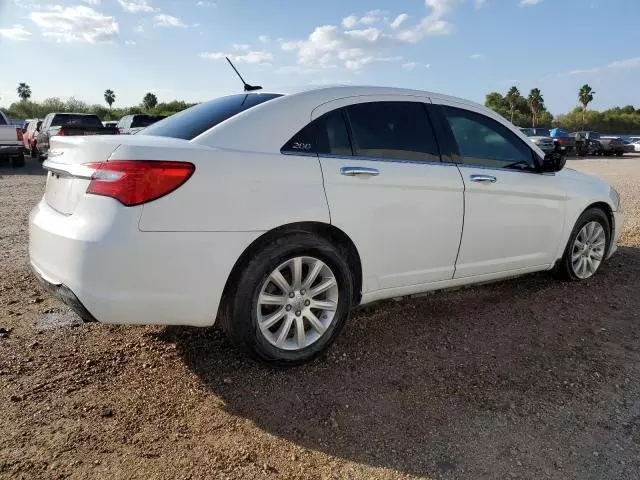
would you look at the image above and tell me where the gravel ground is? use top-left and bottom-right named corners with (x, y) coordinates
top-left (1, 156), bottom-right (639, 480)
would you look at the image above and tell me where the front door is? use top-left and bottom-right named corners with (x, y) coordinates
top-left (312, 98), bottom-right (465, 293)
top-left (435, 101), bottom-right (566, 278)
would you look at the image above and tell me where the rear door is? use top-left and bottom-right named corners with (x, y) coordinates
top-left (432, 100), bottom-right (566, 278)
top-left (310, 97), bottom-right (464, 293)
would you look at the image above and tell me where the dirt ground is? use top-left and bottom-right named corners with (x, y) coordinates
top-left (1, 156), bottom-right (639, 480)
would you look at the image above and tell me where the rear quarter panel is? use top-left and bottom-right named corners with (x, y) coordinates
top-left (109, 143), bottom-right (330, 232)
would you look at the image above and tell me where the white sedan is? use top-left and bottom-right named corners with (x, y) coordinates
top-left (29, 86), bottom-right (623, 365)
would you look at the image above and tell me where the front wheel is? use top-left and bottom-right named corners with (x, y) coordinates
top-left (220, 233), bottom-right (353, 366)
top-left (555, 208), bottom-right (610, 281)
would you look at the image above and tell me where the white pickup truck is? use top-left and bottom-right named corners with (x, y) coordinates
top-left (0, 110), bottom-right (25, 167)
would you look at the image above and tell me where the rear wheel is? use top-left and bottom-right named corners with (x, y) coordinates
top-left (220, 233), bottom-right (353, 366)
top-left (616, 151), bottom-right (624, 157)
top-left (555, 208), bottom-right (610, 281)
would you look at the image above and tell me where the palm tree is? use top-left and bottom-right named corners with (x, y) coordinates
top-left (17, 83), bottom-right (31, 101)
top-left (527, 88), bottom-right (544, 127)
top-left (142, 92), bottom-right (158, 111)
top-left (505, 86), bottom-right (520, 124)
top-left (104, 89), bottom-right (116, 109)
top-left (578, 84), bottom-right (595, 128)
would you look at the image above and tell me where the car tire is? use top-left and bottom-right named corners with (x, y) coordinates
top-left (220, 232), bottom-right (354, 366)
top-left (11, 155), bottom-right (25, 168)
top-left (555, 208), bottom-right (610, 281)
top-left (616, 151), bottom-right (624, 157)
top-left (30, 144), bottom-right (38, 158)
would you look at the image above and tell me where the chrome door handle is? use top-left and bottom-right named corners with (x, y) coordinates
top-left (470, 174), bottom-right (497, 184)
top-left (340, 166), bottom-right (380, 177)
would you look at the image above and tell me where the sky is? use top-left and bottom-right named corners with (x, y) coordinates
top-left (0, 0), bottom-right (639, 114)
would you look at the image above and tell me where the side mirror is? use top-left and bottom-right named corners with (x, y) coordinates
top-left (539, 152), bottom-right (566, 173)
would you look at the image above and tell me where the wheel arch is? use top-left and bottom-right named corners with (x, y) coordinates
top-left (218, 221), bottom-right (363, 318)
top-left (583, 201), bottom-right (614, 238)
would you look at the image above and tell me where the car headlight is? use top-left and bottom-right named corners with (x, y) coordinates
top-left (610, 187), bottom-right (621, 211)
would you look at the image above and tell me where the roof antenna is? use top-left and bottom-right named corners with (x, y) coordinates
top-left (225, 57), bottom-right (262, 92)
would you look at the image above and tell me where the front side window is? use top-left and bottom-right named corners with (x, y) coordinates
top-left (444, 106), bottom-right (533, 169)
top-left (345, 102), bottom-right (440, 162)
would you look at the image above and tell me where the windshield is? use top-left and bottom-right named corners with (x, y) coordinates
top-left (142, 93), bottom-right (282, 140)
top-left (51, 114), bottom-right (102, 127)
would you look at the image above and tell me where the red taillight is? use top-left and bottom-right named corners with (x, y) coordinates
top-left (16, 128), bottom-right (23, 141)
top-left (85, 160), bottom-right (195, 206)
top-left (58, 129), bottom-right (65, 136)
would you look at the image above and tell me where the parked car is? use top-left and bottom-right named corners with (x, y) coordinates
top-left (29, 86), bottom-right (623, 365)
top-left (631, 140), bottom-right (640, 152)
top-left (0, 110), bottom-right (25, 167)
top-left (116, 114), bottom-right (166, 135)
top-left (520, 128), bottom-right (555, 153)
top-left (35, 113), bottom-right (118, 159)
top-left (549, 128), bottom-right (576, 154)
top-left (22, 119), bottom-right (42, 158)
top-left (600, 136), bottom-right (628, 156)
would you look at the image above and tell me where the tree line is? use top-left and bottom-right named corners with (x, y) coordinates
top-left (5, 82), bottom-right (640, 134)
top-left (7, 83), bottom-right (194, 121)
top-left (485, 84), bottom-right (640, 134)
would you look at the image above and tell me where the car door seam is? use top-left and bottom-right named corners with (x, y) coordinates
top-left (317, 154), bottom-right (332, 225)
top-left (452, 165), bottom-right (466, 279)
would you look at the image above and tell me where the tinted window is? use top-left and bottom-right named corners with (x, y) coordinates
top-left (51, 114), bottom-right (102, 127)
top-left (444, 107), bottom-right (533, 169)
top-left (143, 93), bottom-right (282, 140)
top-left (0, 114), bottom-right (6, 126)
top-left (281, 109), bottom-right (352, 155)
top-left (131, 115), bottom-right (166, 128)
top-left (345, 102), bottom-right (440, 161)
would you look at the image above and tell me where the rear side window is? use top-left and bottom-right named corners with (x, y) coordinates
top-left (282, 109), bottom-right (352, 156)
top-left (345, 102), bottom-right (440, 162)
top-left (51, 114), bottom-right (102, 127)
top-left (0, 114), bottom-right (7, 126)
top-left (143, 93), bottom-right (282, 140)
top-left (131, 115), bottom-right (166, 128)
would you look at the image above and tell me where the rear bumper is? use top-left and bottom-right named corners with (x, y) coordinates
top-left (31, 264), bottom-right (97, 322)
top-left (29, 197), bottom-right (262, 327)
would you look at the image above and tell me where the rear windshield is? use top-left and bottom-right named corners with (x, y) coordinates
top-left (142, 93), bottom-right (283, 140)
top-left (51, 114), bottom-right (102, 127)
top-left (131, 115), bottom-right (166, 128)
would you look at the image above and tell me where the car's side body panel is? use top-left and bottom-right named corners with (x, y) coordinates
top-left (309, 95), bottom-right (465, 293)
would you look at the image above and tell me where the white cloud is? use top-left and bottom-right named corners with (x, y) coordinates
top-left (0, 24), bottom-right (32, 40)
top-left (258, 35), bottom-right (270, 43)
top-left (470, 53), bottom-right (484, 59)
top-left (134, 24), bottom-right (144, 33)
top-left (118, 0), bottom-right (156, 13)
top-left (125, 40), bottom-right (136, 45)
top-left (402, 61), bottom-right (417, 71)
top-left (30, 5), bottom-right (118, 43)
top-left (281, 2), bottom-right (460, 71)
top-left (390, 13), bottom-right (409, 29)
top-left (153, 14), bottom-right (185, 28)
top-left (233, 43), bottom-right (251, 51)
top-left (196, 1), bottom-right (216, 6)
top-left (519, 0), bottom-right (542, 5)
top-left (342, 15), bottom-right (358, 28)
top-left (199, 51), bottom-right (273, 64)
top-left (475, 0), bottom-right (486, 7)
top-left (560, 56), bottom-right (640, 76)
